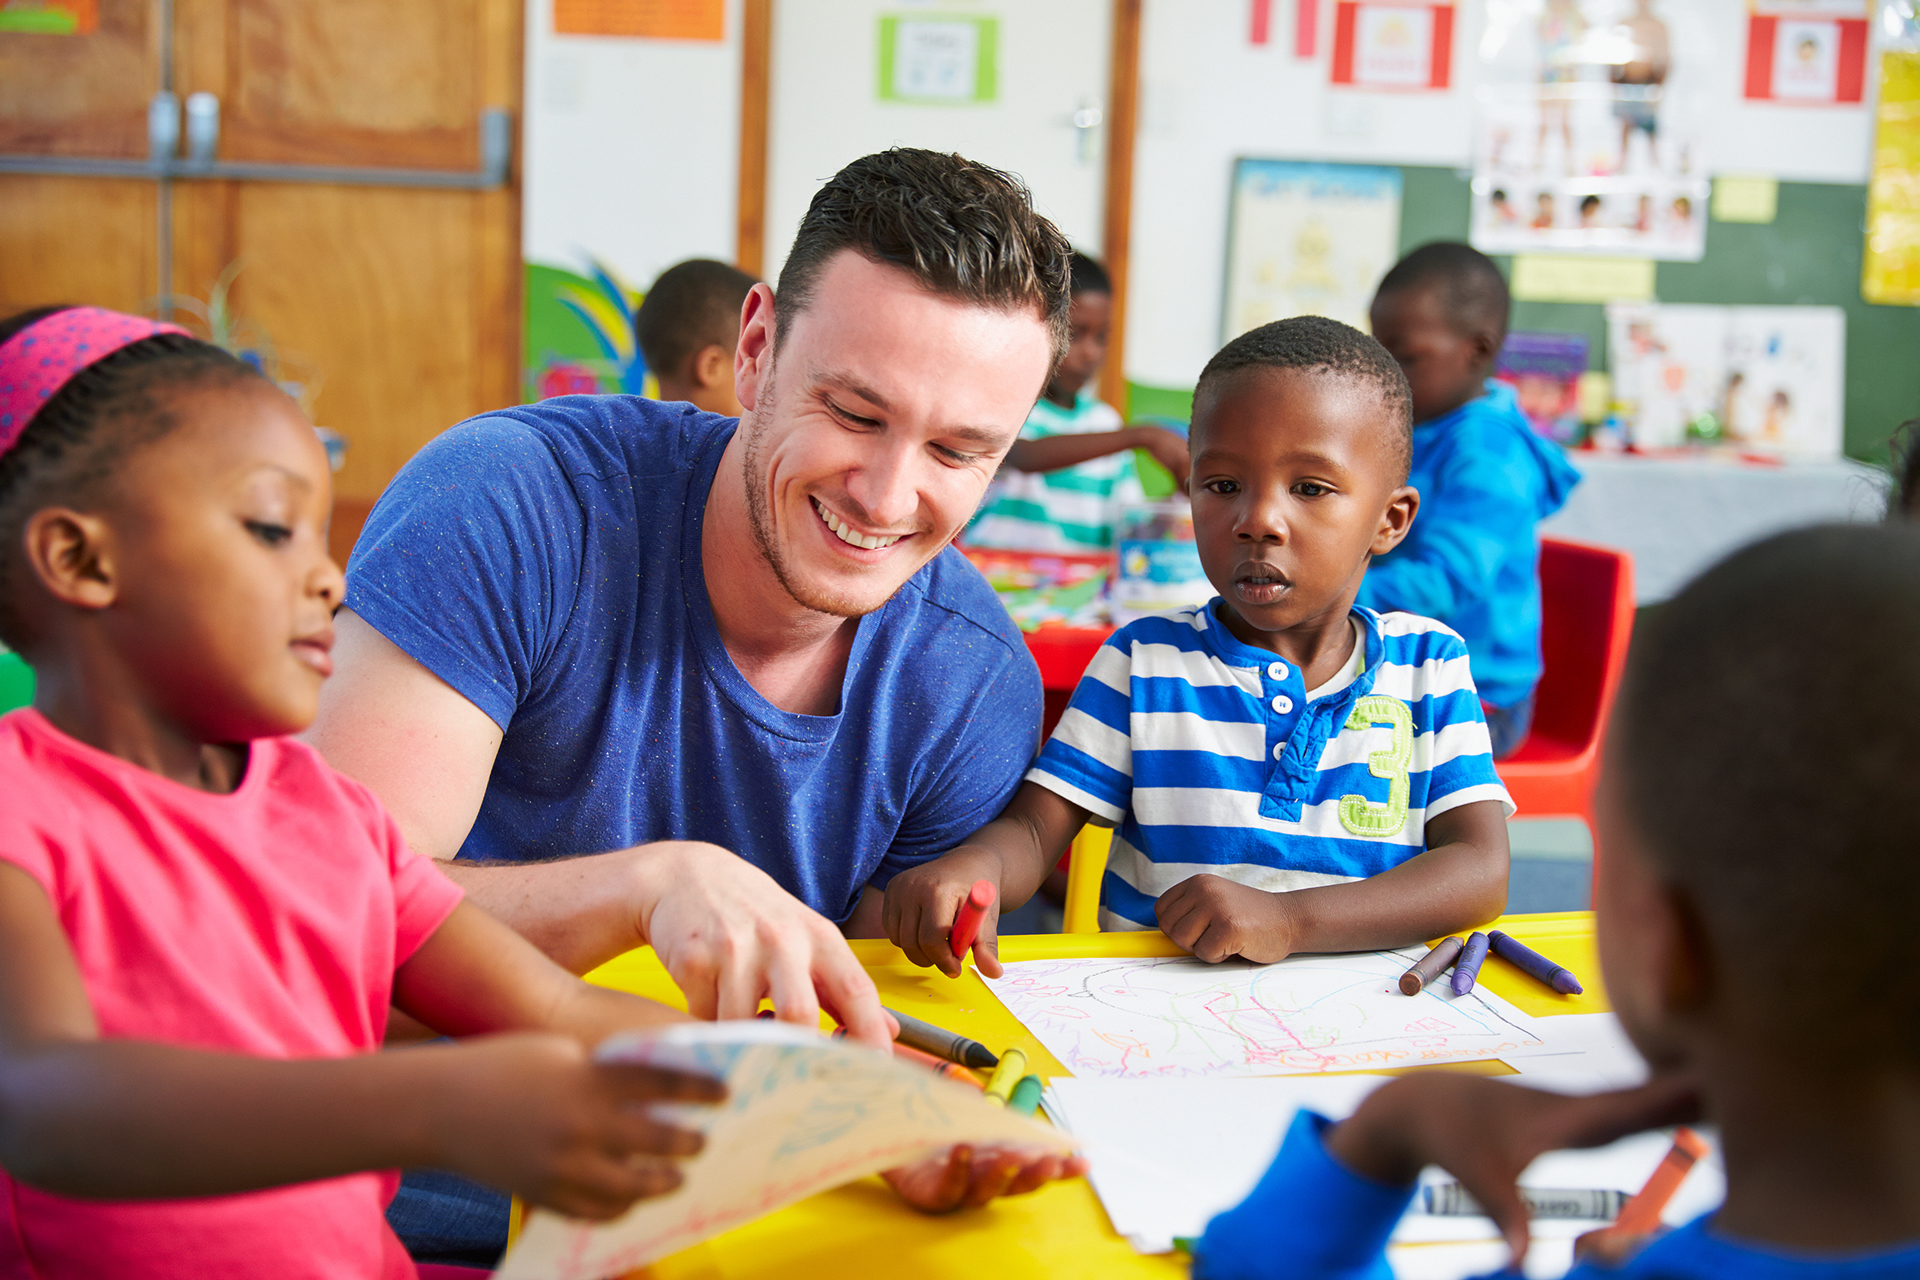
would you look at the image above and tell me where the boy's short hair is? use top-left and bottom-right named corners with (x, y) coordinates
top-left (775, 148), bottom-right (1073, 365)
top-left (634, 259), bottom-right (758, 379)
top-left (1615, 523), bottom-right (1920, 1055)
top-left (1069, 251), bottom-right (1111, 298)
top-left (1374, 241), bottom-right (1511, 344)
top-left (1195, 315), bottom-right (1414, 482)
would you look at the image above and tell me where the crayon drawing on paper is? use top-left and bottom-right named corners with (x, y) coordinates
top-left (981, 951), bottom-right (1544, 1079)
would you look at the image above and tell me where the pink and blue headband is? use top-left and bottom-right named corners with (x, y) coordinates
top-left (0, 307), bottom-right (190, 456)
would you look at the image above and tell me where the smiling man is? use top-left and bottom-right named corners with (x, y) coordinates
top-left (305, 149), bottom-right (1072, 1261)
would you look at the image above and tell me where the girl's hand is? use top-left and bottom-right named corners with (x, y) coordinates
top-left (428, 1033), bottom-right (725, 1220)
top-left (1324, 1073), bottom-right (1701, 1270)
top-left (880, 1143), bottom-right (1089, 1213)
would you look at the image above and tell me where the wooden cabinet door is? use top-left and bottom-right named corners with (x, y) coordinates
top-left (1, 0), bottom-right (522, 558)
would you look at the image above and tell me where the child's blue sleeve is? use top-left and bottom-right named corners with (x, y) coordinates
top-left (1025, 635), bottom-right (1134, 821)
top-left (1193, 1111), bottom-right (1414, 1280)
top-left (1356, 428), bottom-right (1540, 624)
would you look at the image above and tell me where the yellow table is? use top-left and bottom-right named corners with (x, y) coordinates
top-left (582, 914), bottom-right (1605, 1280)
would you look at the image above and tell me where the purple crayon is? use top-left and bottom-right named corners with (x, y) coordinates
top-left (1489, 931), bottom-right (1583, 995)
top-left (1451, 931), bottom-right (1490, 996)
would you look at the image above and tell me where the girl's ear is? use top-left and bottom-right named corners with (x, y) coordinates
top-left (22, 507), bottom-right (119, 612)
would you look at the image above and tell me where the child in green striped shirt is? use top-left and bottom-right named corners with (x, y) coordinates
top-left (967, 253), bottom-right (1189, 551)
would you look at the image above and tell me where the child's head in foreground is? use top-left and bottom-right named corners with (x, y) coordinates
top-left (1187, 316), bottom-right (1414, 651)
top-left (1045, 251), bottom-right (1113, 407)
top-left (634, 258), bottom-right (759, 417)
top-left (1368, 241), bottom-right (1510, 426)
top-left (0, 305), bottom-right (342, 744)
top-left (1599, 522), bottom-right (1920, 1084)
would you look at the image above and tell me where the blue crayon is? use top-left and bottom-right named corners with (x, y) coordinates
top-left (1451, 931), bottom-right (1490, 996)
top-left (1489, 931), bottom-right (1584, 995)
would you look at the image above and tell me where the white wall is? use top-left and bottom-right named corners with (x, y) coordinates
top-left (518, 0), bottom-right (1881, 382)
top-left (522, 0), bottom-right (744, 287)
top-left (1125, 0), bottom-right (1879, 390)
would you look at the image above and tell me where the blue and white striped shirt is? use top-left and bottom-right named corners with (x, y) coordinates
top-left (1028, 601), bottom-right (1514, 930)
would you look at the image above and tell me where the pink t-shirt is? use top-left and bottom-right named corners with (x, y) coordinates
top-left (0, 709), bottom-right (465, 1280)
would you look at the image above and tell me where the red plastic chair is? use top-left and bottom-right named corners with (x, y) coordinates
top-left (1495, 536), bottom-right (1636, 840)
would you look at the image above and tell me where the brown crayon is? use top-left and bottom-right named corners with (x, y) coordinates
top-left (1399, 936), bottom-right (1464, 995)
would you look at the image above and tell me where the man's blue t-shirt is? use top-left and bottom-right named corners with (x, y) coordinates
top-left (343, 396), bottom-right (1042, 923)
top-left (1355, 383), bottom-right (1581, 711)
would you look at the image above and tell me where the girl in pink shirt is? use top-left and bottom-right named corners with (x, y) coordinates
top-left (0, 307), bottom-right (1080, 1279)
top-left (0, 308), bottom-right (732, 1279)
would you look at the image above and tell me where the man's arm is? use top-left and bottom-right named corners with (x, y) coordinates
top-left (305, 610), bottom-right (893, 1046)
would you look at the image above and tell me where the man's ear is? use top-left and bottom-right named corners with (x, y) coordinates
top-left (692, 342), bottom-right (733, 392)
top-left (734, 283), bottom-right (777, 414)
top-left (22, 506), bottom-right (119, 612)
top-left (1371, 485), bottom-right (1419, 555)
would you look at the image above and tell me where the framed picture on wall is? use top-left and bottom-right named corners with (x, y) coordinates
top-left (1221, 160), bottom-right (1403, 344)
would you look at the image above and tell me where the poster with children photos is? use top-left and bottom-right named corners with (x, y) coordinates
top-left (1470, 0), bottom-right (1709, 261)
top-left (1605, 303), bottom-right (1845, 457)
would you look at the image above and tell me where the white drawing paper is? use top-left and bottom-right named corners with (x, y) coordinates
top-left (980, 950), bottom-right (1545, 1080)
top-left (496, 1022), bottom-right (1073, 1280)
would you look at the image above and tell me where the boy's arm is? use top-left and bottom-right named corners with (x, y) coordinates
top-left (0, 863), bottom-right (720, 1216)
top-left (883, 781), bottom-right (1091, 979)
top-left (1005, 425), bottom-right (1191, 488)
top-left (1156, 800), bottom-right (1509, 963)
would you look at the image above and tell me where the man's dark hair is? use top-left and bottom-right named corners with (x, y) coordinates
top-left (0, 306), bottom-right (262, 652)
top-left (775, 148), bottom-right (1073, 364)
top-left (1069, 251), bottom-right (1111, 298)
top-left (1613, 523), bottom-right (1920, 1054)
top-left (1374, 241), bottom-right (1511, 343)
top-left (634, 259), bottom-right (759, 379)
top-left (1194, 315), bottom-right (1414, 482)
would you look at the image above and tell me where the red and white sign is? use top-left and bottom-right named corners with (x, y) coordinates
top-left (1331, 2), bottom-right (1453, 91)
top-left (1743, 13), bottom-right (1867, 103)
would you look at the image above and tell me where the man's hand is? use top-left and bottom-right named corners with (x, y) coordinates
top-left (1155, 874), bottom-right (1298, 964)
top-left (883, 847), bottom-right (1007, 979)
top-left (636, 842), bottom-right (894, 1049)
top-left (1127, 425), bottom-right (1192, 492)
top-left (427, 1032), bottom-right (725, 1221)
top-left (1324, 1073), bottom-right (1700, 1270)
top-left (880, 1144), bottom-right (1090, 1213)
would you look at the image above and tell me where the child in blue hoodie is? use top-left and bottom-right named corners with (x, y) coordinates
top-left (1359, 243), bottom-right (1580, 757)
top-left (1198, 524), bottom-right (1920, 1280)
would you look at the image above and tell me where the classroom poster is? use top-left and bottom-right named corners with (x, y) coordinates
top-left (552, 0), bottom-right (724, 40)
top-left (1605, 302), bottom-right (1845, 457)
top-left (877, 15), bottom-right (999, 104)
top-left (1742, 1), bottom-right (1869, 104)
top-left (1470, 0), bottom-right (1708, 262)
top-left (1221, 160), bottom-right (1403, 342)
top-left (1330, 2), bottom-right (1454, 90)
top-left (0, 0), bottom-right (95, 33)
top-left (1864, 48), bottom-right (1920, 303)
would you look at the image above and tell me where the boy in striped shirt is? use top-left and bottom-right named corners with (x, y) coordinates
top-left (887, 316), bottom-right (1512, 972)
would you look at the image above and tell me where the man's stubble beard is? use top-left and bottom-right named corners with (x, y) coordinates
top-left (740, 357), bottom-right (872, 621)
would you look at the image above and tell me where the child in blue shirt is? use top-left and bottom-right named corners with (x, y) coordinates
top-left (887, 316), bottom-right (1512, 975)
top-left (1199, 522), bottom-right (1920, 1280)
top-left (1359, 243), bottom-right (1581, 758)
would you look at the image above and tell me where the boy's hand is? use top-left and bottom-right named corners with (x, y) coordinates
top-left (1324, 1073), bottom-right (1701, 1271)
top-left (1155, 874), bottom-right (1298, 963)
top-left (881, 1143), bottom-right (1090, 1213)
top-left (883, 848), bottom-right (1005, 978)
top-left (429, 1032), bottom-right (725, 1221)
top-left (1127, 425), bottom-right (1192, 491)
